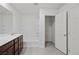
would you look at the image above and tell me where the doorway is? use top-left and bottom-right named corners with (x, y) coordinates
top-left (45, 16), bottom-right (55, 48)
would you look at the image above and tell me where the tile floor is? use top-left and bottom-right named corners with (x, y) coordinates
top-left (21, 42), bottom-right (64, 55)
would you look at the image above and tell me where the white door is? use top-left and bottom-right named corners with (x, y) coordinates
top-left (55, 11), bottom-right (67, 54)
top-left (68, 7), bottom-right (79, 55)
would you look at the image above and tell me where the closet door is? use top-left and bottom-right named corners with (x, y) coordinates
top-left (55, 11), bottom-right (67, 54)
top-left (68, 7), bottom-right (79, 55)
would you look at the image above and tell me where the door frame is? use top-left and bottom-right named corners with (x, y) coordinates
top-left (39, 9), bottom-right (57, 48)
top-left (43, 15), bottom-right (55, 48)
top-left (66, 11), bottom-right (68, 55)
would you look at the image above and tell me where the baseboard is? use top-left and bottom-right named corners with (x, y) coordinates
top-left (23, 41), bottom-right (39, 48)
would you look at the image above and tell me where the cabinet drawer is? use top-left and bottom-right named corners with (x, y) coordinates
top-left (0, 41), bottom-right (14, 53)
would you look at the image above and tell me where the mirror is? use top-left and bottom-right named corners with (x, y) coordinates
top-left (0, 5), bottom-right (13, 34)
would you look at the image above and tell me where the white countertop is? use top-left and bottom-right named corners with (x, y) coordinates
top-left (0, 34), bottom-right (22, 46)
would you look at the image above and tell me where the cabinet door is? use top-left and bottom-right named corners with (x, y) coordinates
top-left (14, 38), bottom-right (19, 55)
top-left (0, 41), bottom-right (14, 55)
top-left (0, 41), bottom-right (14, 53)
top-left (15, 42), bottom-right (19, 55)
top-left (55, 11), bottom-right (67, 54)
top-left (7, 46), bottom-right (14, 55)
top-left (1, 51), bottom-right (8, 55)
top-left (1, 45), bottom-right (14, 55)
top-left (15, 51), bottom-right (19, 55)
top-left (19, 39), bottom-right (21, 52)
top-left (68, 7), bottom-right (79, 55)
top-left (19, 36), bottom-right (23, 54)
top-left (20, 37), bottom-right (23, 50)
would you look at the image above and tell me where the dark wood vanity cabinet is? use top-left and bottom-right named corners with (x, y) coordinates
top-left (14, 38), bottom-right (19, 55)
top-left (6, 46), bottom-right (15, 55)
top-left (0, 40), bottom-right (14, 55)
top-left (0, 35), bottom-right (23, 55)
top-left (14, 35), bottom-right (23, 55)
top-left (19, 35), bottom-right (23, 54)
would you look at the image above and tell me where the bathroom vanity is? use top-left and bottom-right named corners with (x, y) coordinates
top-left (0, 34), bottom-right (23, 55)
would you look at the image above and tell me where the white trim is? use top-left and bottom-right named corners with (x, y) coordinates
top-left (39, 9), bottom-right (58, 48)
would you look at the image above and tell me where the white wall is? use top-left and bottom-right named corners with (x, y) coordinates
top-left (0, 3), bottom-right (39, 47)
top-left (45, 16), bottom-right (52, 42)
top-left (18, 13), bottom-right (39, 47)
top-left (0, 4), bottom-right (58, 48)
top-left (0, 4), bottom-right (63, 48)
top-left (0, 12), bottom-right (13, 34)
top-left (0, 3), bottom-right (22, 33)
top-left (12, 13), bottom-right (22, 33)
top-left (59, 4), bottom-right (79, 14)
top-left (2, 14), bottom-right (13, 34)
top-left (51, 16), bottom-right (55, 43)
top-left (0, 14), bottom-right (2, 33)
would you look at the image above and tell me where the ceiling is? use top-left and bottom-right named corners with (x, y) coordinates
top-left (10, 3), bottom-right (65, 14)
